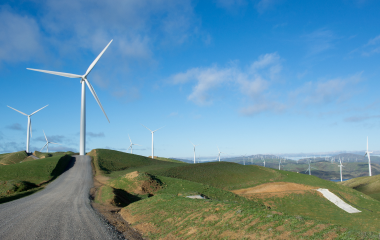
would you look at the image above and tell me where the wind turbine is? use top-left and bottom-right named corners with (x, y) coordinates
top-left (217, 146), bottom-right (224, 162)
top-left (364, 136), bottom-right (373, 177)
top-left (27, 40), bottom-right (113, 155)
top-left (338, 157), bottom-right (344, 182)
top-left (262, 156), bottom-right (265, 167)
top-left (279, 158), bottom-right (282, 170)
top-left (142, 124), bottom-right (164, 159)
top-left (190, 141), bottom-right (199, 164)
top-left (40, 130), bottom-right (60, 153)
top-left (127, 134), bottom-right (140, 154)
top-left (7, 105), bottom-right (48, 153)
top-left (305, 159), bottom-right (316, 175)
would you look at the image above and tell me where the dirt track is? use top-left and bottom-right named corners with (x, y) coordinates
top-left (232, 182), bottom-right (318, 197)
top-left (0, 155), bottom-right (123, 240)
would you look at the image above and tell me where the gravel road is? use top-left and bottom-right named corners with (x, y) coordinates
top-left (0, 155), bottom-right (123, 240)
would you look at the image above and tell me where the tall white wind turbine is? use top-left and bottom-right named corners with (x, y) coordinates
top-left (364, 136), bottom-right (373, 177)
top-left (262, 156), bottom-right (265, 167)
top-left (40, 130), bottom-right (60, 153)
top-left (127, 134), bottom-right (140, 154)
top-left (27, 40), bottom-right (113, 155)
top-left (190, 141), bottom-right (199, 164)
top-left (142, 124), bottom-right (164, 159)
top-left (305, 159), bottom-right (316, 175)
top-left (7, 105), bottom-right (48, 153)
top-left (338, 157), bottom-right (344, 182)
top-left (217, 146), bottom-right (224, 162)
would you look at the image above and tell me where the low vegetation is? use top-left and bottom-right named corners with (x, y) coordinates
top-left (90, 149), bottom-right (380, 239)
top-left (0, 151), bottom-right (28, 165)
top-left (339, 174), bottom-right (380, 201)
top-left (0, 153), bottom-right (73, 203)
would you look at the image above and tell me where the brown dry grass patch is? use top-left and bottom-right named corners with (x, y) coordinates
top-left (232, 182), bottom-right (318, 199)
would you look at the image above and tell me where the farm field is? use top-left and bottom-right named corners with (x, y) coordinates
top-left (89, 149), bottom-right (380, 239)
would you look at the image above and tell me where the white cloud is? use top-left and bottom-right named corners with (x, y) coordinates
top-left (0, 7), bottom-right (45, 64)
top-left (291, 72), bottom-right (362, 106)
top-left (255, 0), bottom-right (280, 13)
top-left (359, 34), bottom-right (380, 56)
top-left (304, 29), bottom-right (335, 55)
top-left (172, 52), bottom-right (284, 114)
top-left (215, 0), bottom-right (247, 9)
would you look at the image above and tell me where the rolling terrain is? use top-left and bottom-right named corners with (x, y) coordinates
top-left (89, 149), bottom-right (380, 239)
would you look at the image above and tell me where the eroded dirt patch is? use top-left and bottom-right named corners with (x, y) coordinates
top-left (232, 182), bottom-right (318, 198)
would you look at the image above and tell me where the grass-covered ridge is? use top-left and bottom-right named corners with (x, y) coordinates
top-left (0, 154), bottom-right (72, 203)
top-left (0, 151), bottom-right (28, 165)
top-left (89, 149), bottom-right (380, 238)
top-left (339, 174), bottom-right (380, 201)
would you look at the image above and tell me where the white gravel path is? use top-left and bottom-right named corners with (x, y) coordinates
top-left (317, 188), bottom-right (361, 213)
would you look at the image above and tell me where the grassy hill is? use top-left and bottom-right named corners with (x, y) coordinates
top-left (339, 175), bottom-right (380, 201)
top-left (0, 151), bottom-right (28, 165)
top-left (89, 149), bottom-right (380, 239)
top-left (0, 154), bottom-right (72, 203)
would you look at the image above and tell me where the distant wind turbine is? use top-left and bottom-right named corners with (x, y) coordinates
top-left (40, 130), bottom-right (60, 153)
top-left (7, 105), bottom-right (48, 153)
top-left (279, 158), bottom-right (282, 170)
top-left (127, 134), bottom-right (140, 154)
top-left (364, 136), bottom-right (373, 177)
top-left (262, 156), bottom-right (265, 167)
top-left (27, 40), bottom-right (113, 155)
top-left (217, 146), bottom-right (224, 162)
top-left (338, 157), bottom-right (344, 182)
top-left (305, 159), bottom-right (316, 175)
top-left (142, 124), bottom-right (164, 159)
top-left (190, 141), bottom-right (199, 164)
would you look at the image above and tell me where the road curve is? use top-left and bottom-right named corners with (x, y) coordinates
top-left (0, 155), bottom-right (122, 240)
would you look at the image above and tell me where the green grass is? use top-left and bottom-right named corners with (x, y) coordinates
top-left (90, 149), bottom-right (380, 238)
top-left (0, 151), bottom-right (28, 165)
top-left (0, 154), bottom-right (72, 201)
top-left (339, 174), bottom-right (380, 201)
top-left (88, 149), bottom-right (187, 178)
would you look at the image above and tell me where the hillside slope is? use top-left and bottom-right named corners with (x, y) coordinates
top-left (339, 174), bottom-right (380, 201)
top-left (90, 149), bottom-right (380, 239)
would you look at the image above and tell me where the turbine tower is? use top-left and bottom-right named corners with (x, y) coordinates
top-left (217, 146), bottom-right (224, 162)
top-left (27, 40), bottom-right (113, 155)
top-left (40, 130), bottom-right (60, 153)
top-left (364, 136), bottom-right (373, 177)
top-left (7, 105), bottom-right (48, 153)
top-left (305, 159), bottom-right (315, 175)
top-left (190, 141), bottom-right (198, 164)
top-left (127, 134), bottom-right (140, 154)
top-left (262, 156), bottom-right (265, 167)
top-left (142, 124), bottom-right (164, 159)
top-left (338, 157), bottom-right (344, 182)
top-left (279, 158), bottom-right (282, 170)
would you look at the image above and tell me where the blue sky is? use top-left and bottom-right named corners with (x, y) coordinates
top-left (1, 0), bottom-right (380, 158)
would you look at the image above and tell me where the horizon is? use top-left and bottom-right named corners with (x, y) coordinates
top-left (1, 1), bottom-right (380, 158)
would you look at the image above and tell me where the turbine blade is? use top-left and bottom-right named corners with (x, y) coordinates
top-left (153, 126), bottom-right (164, 133)
top-left (84, 39), bottom-right (113, 77)
top-left (128, 134), bottom-right (132, 144)
top-left (27, 68), bottom-right (82, 78)
top-left (141, 124), bottom-right (152, 132)
top-left (7, 106), bottom-right (28, 116)
top-left (30, 105), bottom-right (48, 116)
top-left (40, 143), bottom-right (48, 151)
top-left (84, 79), bottom-right (110, 123)
top-left (43, 130), bottom-right (48, 142)
top-left (49, 142), bottom-right (60, 145)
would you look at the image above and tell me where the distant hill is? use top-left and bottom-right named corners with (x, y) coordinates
top-left (339, 174), bottom-right (380, 201)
